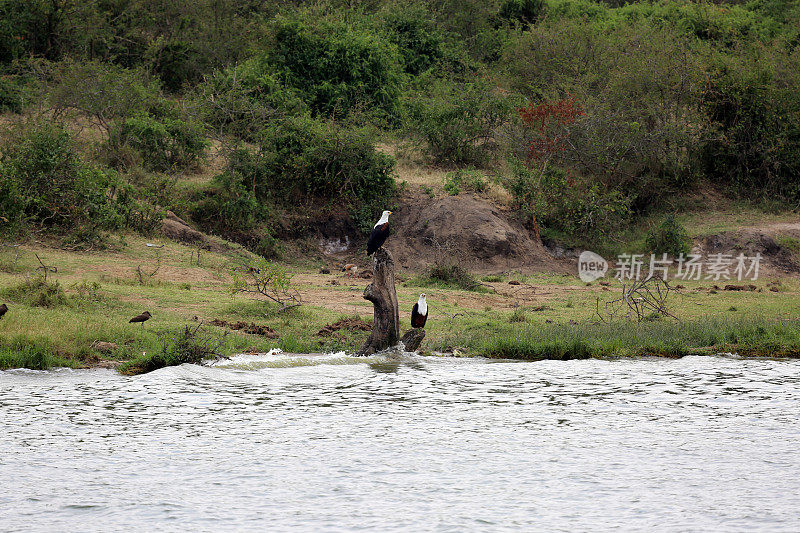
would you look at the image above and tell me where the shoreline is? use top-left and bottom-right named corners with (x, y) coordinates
top-left (2, 238), bottom-right (800, 374)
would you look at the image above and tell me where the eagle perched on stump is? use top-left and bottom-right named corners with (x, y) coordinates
top-left (366, 210), bottom-right (392, 255)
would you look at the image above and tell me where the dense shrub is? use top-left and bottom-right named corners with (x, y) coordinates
top-left (545, 0), bottom-right (784, 44)
top-left (192, 170), bottom-right (271, 235)
top-left (113, 182), bottom-right (166, 236)
top-left (0, 74), bottom-right (25, 112)
top-left (215, 116), bottom-right (396, 234)
top-left (431, 0), bottom-right (499, 42)
top-left (263, 15), bottom-right (404, 121)
top-left (255, 232), bottom-right (283, 260)
top-left (378, 4), bottom-right (446, 75)
top-left (503, 160), bottom-right (630, 243)
top-left (503, 18), bottom-right (706, 207)
top-left (115, 112), bottom-right (207, 172)
top-left (0, 0), bottom-right (55, 63)
top-left (700, 50), bottom-right (800, 200)
top-left (192, 63), bottom-right (307, 141)
top-left (414, 257), bottom-right (486, 292)
top-left (645, 215), bottom-right (692, 257)
top-left (150, 41), bottom-right (207, 93)
top-left (499, 0), bottom-right (544, 26)
top-left (51, 62), bottom-right (208, 172)
top-left (118, 325), bottom-right (227, 375)
top-left (407, 76), bottom-right (517, 166)
top-left (0, 277), bottom-right (68, 308)
top-left (0, 123), bottom-right (123, 239)
top-left (50, 61), bottom-right (161, 134)
top-left (0, 1), bottom-right (268, 70)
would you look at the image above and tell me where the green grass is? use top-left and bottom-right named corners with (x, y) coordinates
top-left (475, 318), bottom-right (800, 360)
top-left (776, 235), bottom-right (800, 255)
top-left (0, 335), bottom-right (76, 370)
top-left (408, 262), bottom-right (490, 293)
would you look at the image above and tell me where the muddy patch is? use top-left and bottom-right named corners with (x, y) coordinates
top-left (317, 317), bottom-right (372, 337)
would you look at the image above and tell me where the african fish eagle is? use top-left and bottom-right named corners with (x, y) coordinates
top-left (411, 293), bottom-right (428, 328)
top-left (366, 210), bottom-right (392, 255)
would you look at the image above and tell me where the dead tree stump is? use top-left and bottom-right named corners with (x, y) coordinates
top-left (357, 248), bottom-right (400, 356)
top-left (399, 328), bottom-right (425, 352)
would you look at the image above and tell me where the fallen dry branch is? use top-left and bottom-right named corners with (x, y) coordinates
top-left (595, 276), bottom-right (677, 322)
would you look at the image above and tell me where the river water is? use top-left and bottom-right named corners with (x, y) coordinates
top-left (2, 353), bottom-right (800, 532)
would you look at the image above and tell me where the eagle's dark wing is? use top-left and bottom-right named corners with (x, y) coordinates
top-left (366, 223), bottom-right (390, 255)
top-left (411, 303), bottom-right (427, 328)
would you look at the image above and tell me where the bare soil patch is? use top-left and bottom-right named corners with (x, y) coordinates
top-left (317, 317), bottom-right (372, 337)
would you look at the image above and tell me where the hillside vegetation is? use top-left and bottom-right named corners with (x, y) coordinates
top-left (1, 0), bottom-right (798, 253)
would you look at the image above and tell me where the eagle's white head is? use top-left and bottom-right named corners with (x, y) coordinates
top-left (417, 293), bottom-right (427, 314)
top-left (375, 210), bottom-right (392, 227)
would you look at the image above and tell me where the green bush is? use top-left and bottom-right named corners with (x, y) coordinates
top-left (443, 168), bottom-right (489, 195)
top-left (0, 123), bottom-right (123, 239)
top-left (191, 170), bottom-right (271, 235)
top-left (0, 0), bottom-right (52, 63)
top-left (544, 0), bottom-right (783, 44)
top-left (263, 15), bottom-right (404, 121)
top-left (192, 64), bottom-right (307, 142)
top-left (407, 76), bottom-right (516, 166)
top-left (118, 325), bottom-right (226, 375)
top-left (378, 4), bottom-right (446, 75)
top-left (216, 116), bottom-right (396, 234)
top-left (116, 112), bottom-right (207, 172)
top-left (645, 215), bottom-right (692, 257)
top-left (700, 52), bottom-right (800, 201)
top-left (50, 61), bottom-right (161, 132)
top-left (113, 182), bottom-right (166, 236)
top-left (0, 74), bottom-right (25, 112)
top-left (0, 277), bottom-right (68, 308)
top-left (503, 160), bottom-right (630, 243)
top-left (503, 18), bottom-right (705, 207)
top-left (150, 40), bottom-right (207, 93)
top-left (499, 0), bottom-right (544, 26)
top-left (412, 255), bottom-right (487, 292)
top-left (255, 231), bottom-right (283, 260)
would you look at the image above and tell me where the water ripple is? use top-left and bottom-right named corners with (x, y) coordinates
top-left (1, 355), bottom-right (800, 531)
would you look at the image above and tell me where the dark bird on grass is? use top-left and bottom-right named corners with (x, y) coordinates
top-left (366, 210), bottom-right (392, 255)
top-left (129, 311), bottom-right (151, 326)
top-left (411, 294), bottom-right (428, 328)
top-left (0, 303), bottom-right (7, 319)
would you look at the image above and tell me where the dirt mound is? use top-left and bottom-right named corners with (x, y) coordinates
top-left (209, 318), bottom-right (279, 338)
top-left (383, 193), bottom-right (563, 274)
top-left (161, 211), bottom-right (206, 244)
top-left (696, 224), bottom-right (800, 274)
top-left (160, 211), bottom-right (229, 252)
top-left (317, 317), bottom-right (372, 337)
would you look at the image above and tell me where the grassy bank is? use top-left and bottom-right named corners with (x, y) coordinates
top-left (1, 237), bottom-right (800, 374)
top-left (474, 318), bottom-right (800, 360)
